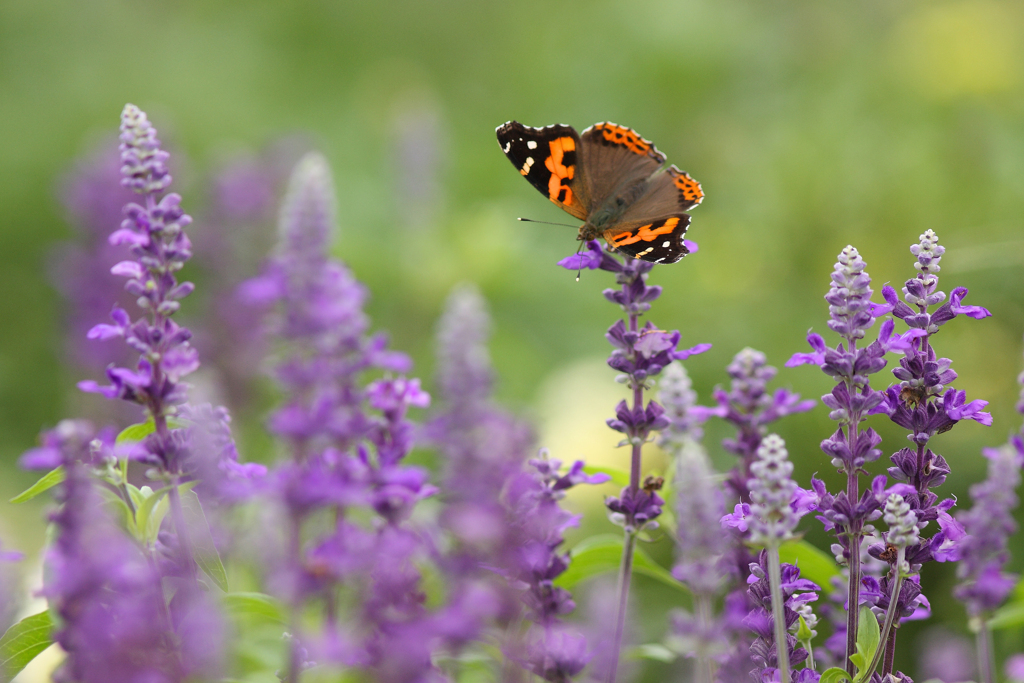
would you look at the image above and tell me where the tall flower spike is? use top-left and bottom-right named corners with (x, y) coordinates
top-left (80, 104), bottom-right (199, 425)
top-left (659, 362), bottom-right (732, 679)
top-left (787, 244), bottom-right (895, 676)
top-left (558, 240), bottom-right (709, 683)
top-left (428, 284), bottom-right (533, 624)
top-left (700, 348), bottom-right (814, 502)
top-left (52, 142), bottom-right (139, 381)
top-left (748, 434), bottom-right (806, 547)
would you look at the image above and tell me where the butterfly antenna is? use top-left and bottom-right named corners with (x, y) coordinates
top-left (574, 240), bottom-right (584, 282)
top-left (518, 217), bottom-right (578, 228)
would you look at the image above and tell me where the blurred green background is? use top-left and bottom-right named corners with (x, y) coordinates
top-left (3, 0), bottom-right (1024, 678)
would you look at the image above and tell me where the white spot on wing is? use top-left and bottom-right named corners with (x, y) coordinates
top-left (662, 241), bottom-right (670, 248)
top-left (655, 257), bottom-right (666, 263)
top-left (527, 140), bottom-right (537, 149)
top-left (521, 157), bottom-right (534, 173)
top-left (503, 141), bottom-right (511, 153)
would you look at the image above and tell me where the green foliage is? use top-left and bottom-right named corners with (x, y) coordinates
top-left (556, 534), bottom-right (687, 595)
top-left (116, 418), bottom-right (187, 445)
top-left (9, 467), bottom-right (64, 504)
top-left (820, 668), bottom-right (853, 683)
top-left (180, 489), bottom-right (229, 592)
top-left (222, 592), bottom-right (287, 679)
top-left (779, 539), bottom-right (841, 593)
top-left (850, 606), bottom-right (881, 682)
top-left (627, 643), bottom-right (677, 662)
top-left (0, 611), bottom-right (53, 682)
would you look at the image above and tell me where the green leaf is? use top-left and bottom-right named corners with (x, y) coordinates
top-left (180, 489), bottom-right (229, 592)
top-left (0, 611), bottom-right (53, 682)
top-left (135, 485), bottom-right (173, 544)
top-left (117, 419), bottom-right (157, 444)
top-left (628, 643), bottom-right (677, 662)
top-left (555, 534), bottom-right (687, 595)
top-left (796, 614), bottom-right (813, 642)
top-left (10, 467), bottom-right (65, 504)
top-left (820, 668), bottom-right (853, 683)
top-left (222, 592), bottom-right (286, 625)
top-left (779, 539), bottom-right (840, 593)
top-left (581, 465), bottom-right (629, 488)
top-left (990, 602), bottom-right (1024, 630)
top-left (116, 418), bottom-right (187, 445)
top-left (851, 606), bottom-right (880, 681)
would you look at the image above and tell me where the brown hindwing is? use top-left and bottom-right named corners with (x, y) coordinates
top-left (603, 214), bottom-right (691, 264)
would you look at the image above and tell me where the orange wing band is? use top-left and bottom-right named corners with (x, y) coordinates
top-left (606, 217), bottom-right (680, 247)
top-left (594, 123), bottom-right (652, 156)
top-left (544, 137), bottom-right (576, 206)
top-left (673, 172), bottom-right (704, 203)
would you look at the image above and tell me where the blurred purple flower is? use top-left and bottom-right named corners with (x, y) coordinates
top-left (189, 142), bottom-right (303, 412)
top-left (50, 141), bottom-right (139, 380)
top-left (700, 348), bottom-right (814, 503)
top-left (954, 442), bottom-right (1023, 617)
top-left (31, 419), bottom-right (217, 683)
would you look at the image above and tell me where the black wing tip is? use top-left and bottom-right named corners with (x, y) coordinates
top-left (496, 121), bottom-right (576, 135)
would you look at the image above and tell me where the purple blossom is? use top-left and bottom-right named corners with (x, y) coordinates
top-left (50, 141), bottom-right (140, 381)
top-left (427, 284), bottom-right (534, 544)
top-left (746, 435), bottom-right (809, 547)
top-left (701, 348), bottom-right (814, 502)
top-left (503, 453), bottom-right (607, 681)
top-left (1007, 654), bottom-right (1024, 682)
top-left (660, 362), bottom-right (726, 594)
top-left (744, 552), bottom-right (819, 678)
top-left (252, 152), bottom-right (465, 682)
top-left (189, 143), bottom-right (301, 412)
top-left (954, 443), bottom-right (1023, 617)
top-left (78, 106), bottom-right (199, 432)
top-left (27, 420), bottom-right (220, 683)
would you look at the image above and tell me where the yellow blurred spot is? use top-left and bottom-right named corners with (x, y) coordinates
top-left (535, 358), bottom-right (668, 512)
top-left (893, 0), bottom-right (1022, 99)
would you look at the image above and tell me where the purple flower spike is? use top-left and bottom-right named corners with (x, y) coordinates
top-left (557, 231), bottom-right (709, 682)
top-left (700, 348), bottom-right (814, 502)
top-left (80, 106), bottom-right (199, 426)
top-left (747, 435), bottom-right (808, 547)
top-left (954, 443), bottom-right (1023, 617)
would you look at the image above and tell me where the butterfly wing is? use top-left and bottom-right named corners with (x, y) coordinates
top-left (496, 121), bottom-right (590, 220)
top-left (603, 165), bottom-right (703, 264)
top-left (604, 214), bottom-right (691, 264)
top-left (579, 122), bottom-right (667, 205)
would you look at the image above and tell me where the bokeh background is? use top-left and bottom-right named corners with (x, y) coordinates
top-left (3, 0), bottom-right (1024, 679)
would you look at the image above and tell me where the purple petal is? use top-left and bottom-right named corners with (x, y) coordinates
top-left (673, 342), bottom-right (712, 361)
top-left (949, 287), bottom-right (992, 320)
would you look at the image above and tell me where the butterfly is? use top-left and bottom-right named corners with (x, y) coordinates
top-left (496, 121), bottom-right (703, 263)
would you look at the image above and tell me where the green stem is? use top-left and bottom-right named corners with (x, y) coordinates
top-left (606, 528), bottom-right (637, 683)
top-left (695, 594), bottom-right (717, 683)
top-left (767, 547), bottom-right (790, 683)
top-left (976, 617), bottom-right (995, 683)
top-left (860, 549), bottom-right (905, 682)
top-left (167, 484), bottom-right (197, 581)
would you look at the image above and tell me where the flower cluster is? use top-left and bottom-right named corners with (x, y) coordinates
top-left (701, 349), bottom-right (815, 501)
top-left (242, 153), bottom-right (456, 680)
top-left (954, 428), bottom-right (1024, 618)
top-left (744, 552), bottom-right (819, 679)
top-left (505, 453), bottom-right (608, 681)
top-left (559, 240), bottom-right (709, 680)
top-left (15, 102), bottom-right (1024, 683)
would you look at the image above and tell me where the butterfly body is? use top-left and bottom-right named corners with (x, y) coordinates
top-left (496, 121), bottom-right (703, 264)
